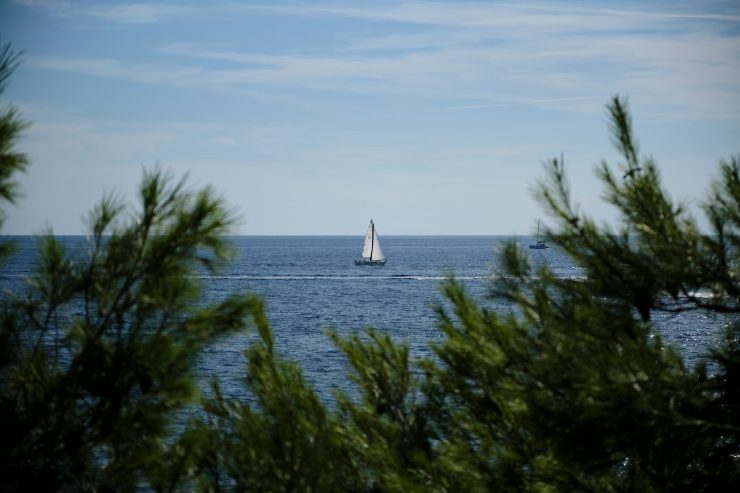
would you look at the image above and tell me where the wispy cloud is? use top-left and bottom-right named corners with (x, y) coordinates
top-left (240, 1), bottom-right (740, 29)
top-left (20, 1), bottom-right (740, 118)
top-left (29, 45), bottom-right (505, 98)
top-left (14, 0), bottom-right (194, 23)
top-left (437, 96), bottom-right (602, 112)
top-left (27, 56), bottom-right (205, 86)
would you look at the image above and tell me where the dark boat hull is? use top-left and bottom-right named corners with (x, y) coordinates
top-left (354, 258), bottom-right (387, 265)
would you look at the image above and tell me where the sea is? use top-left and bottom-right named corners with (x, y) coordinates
top-left (0, 235), bottom-right (727, 403)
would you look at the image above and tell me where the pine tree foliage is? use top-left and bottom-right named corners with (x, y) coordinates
top-left (193, 97), bottom-right (738, 492)
top-left (0, 168), bottom-right (254, 491)
top-left (418, 97), bottom-right (738, 491)
top-left (165, 299), bottom-right (359, 493)
top-left (426, 97), bottom-right (738, 491)
top-left (330, 328), bottom-right (436, 492)
top-left (0, 51), bottom-right (254, 491)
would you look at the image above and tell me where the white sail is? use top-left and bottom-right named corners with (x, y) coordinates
top-left (361, 222), bottom-right (374, 258)
top-left (359, 220), bottom-right (385, 262)
top-left (370, 226), bottom-right (385, 260)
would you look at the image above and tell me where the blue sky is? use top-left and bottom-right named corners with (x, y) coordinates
top-left (1, 0), bottom-right (739, 235)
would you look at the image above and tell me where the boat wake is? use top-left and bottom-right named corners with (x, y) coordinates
top-left (201, 274), bottom-right (492, 281)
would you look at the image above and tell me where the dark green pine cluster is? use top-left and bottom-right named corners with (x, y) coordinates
top-left (1, 41), bottom-right (738, 492)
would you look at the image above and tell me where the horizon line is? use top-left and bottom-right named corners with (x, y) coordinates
top-left (2, 233), bottom-right (536, 237)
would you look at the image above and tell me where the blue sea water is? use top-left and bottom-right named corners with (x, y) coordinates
top-left (0, 235), bottom-right (727, 402)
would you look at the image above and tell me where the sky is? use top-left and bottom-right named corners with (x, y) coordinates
top-left (1, 0), bottom-right (739, 235)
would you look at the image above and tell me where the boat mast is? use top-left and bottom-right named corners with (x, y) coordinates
top-left (370, 220), bottom-right (374, 260)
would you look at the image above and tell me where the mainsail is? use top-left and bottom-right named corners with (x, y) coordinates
top-left (359, 220), bottom-right (385, 262)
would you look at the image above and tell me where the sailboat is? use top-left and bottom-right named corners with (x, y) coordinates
top-left (354, 219), bottom-right (387, 265)
top-left (529, 219), bottom-right (549, 249)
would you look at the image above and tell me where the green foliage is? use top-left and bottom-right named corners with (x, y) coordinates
top-left (0, 167), bottom-right (252, 491)
top-left (190, 304), bottom-right (359, 493)
top-left (330, 328), bottom-right (437, 492)
top-left (435, 98), bottom-right (738, 491)
top-left (194, 97), bottom-right (737, 492)
top-left (408, 97), bottom-right (739, 492)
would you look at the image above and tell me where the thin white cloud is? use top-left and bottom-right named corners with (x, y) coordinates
top-left (85, 3), bottom-right (193, 23)
top-left (29, 46), bottom-right (500, 97)
top-left (12, 0), bottom-right (70, 15)
top-left (14, 0), bottom-right (194, 23)
top-left (19, 1), bottom-right (740, 119)
top-left (341, 30), bottom-right (492, 52)
top-left (19, 0), bottom-right (740, 27)
top-left (27, 56), bottom-right (205, 86)
top-left (437, 96), bottom-right (602, 112)
top-left (516, 3), bottom-right (740, 22)
top-left (239, 1), bottom-right (740, 29)
top-left (240, 2), bottom-right (615, 31)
